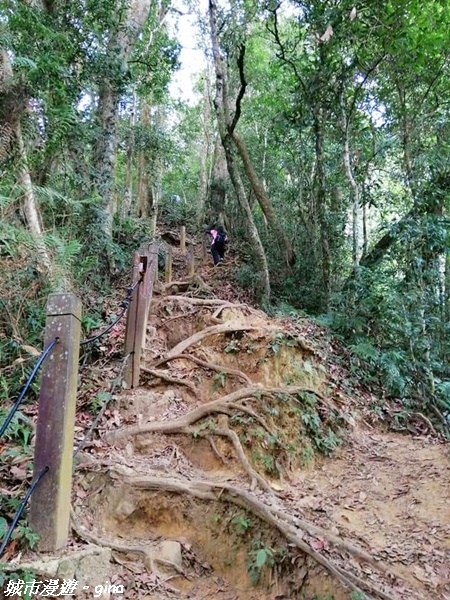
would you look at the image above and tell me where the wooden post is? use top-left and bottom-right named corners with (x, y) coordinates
top-left (154, 248), bottom-right (159, 283)
top-left (29, 293), bottom-right (82, 551)
top-left (123, 243), bottom-right (158, 388)
top-left (180, 226), bottom-right (186, 254)
top-left (202, 235), bottom-right (208, 264)
top-left (165, 246), bottom-right (173, 283)
top-left (187, 243), bottom-right (195, 277)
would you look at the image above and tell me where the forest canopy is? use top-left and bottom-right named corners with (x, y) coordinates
top-left (2, 0), bottom-right (450, 428)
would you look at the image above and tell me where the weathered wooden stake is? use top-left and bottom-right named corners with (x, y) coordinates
top-left (202, 235), bottom-right (208, 264)
top-left (188, 243), bottom-right (195, 277)
top-left (165, 246), bottom-right (173, 283)
top-left (180, 225), bottom-right (186, 254)
top-left (30, 293), bottom-right (82, 551)
top-left (123, 243), bottom-right (158, 388)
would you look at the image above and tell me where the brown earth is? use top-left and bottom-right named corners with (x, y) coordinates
top-left (3, 234), bottom-right (449, 600)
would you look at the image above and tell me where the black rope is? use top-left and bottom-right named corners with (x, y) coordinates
top-left (73, 353), bottom-right (131, 460)
top-left (0, 466), bottom-right (49, 558)
top-left (0, 339), bottom-right (59, 440)
top-left (80, 279), bottom-right (141, 347)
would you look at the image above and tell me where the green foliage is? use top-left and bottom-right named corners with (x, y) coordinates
top-left (0, 410), bottom-right (33, 447)
top-left (247, 534), bottom-right (277, 585)
top-left (233, 264), bottom-right (262, 292)
top-left (224, 338), bottom-right (240, 354)
top-left (231, 514), bottom-right (252, 534)
top-left (89, 391), bottom-right (111, 415)
top-left (212, 372), bottom-right (227, 391)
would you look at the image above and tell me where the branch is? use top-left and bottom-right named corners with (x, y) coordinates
top-left (229, 43), bottom-right (247, 134)
top-left (105, 385), bottom-right (330, 443)
top-left (166, 323), bottom-right (276, 358)
top-left (153, 353), bottom-right (253, 385)
top-left (141, 367), bottom-right (200, 394)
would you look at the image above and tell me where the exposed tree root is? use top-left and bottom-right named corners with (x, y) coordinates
top-left (152, 352), bottom-right (253, 385)
top-left (141, 367), bottom-right (199, 395)
top-left (167, 323), bottom-right (277, 357)
top-left (206, 435), bottom-right (227, 464)
top-left (105, 385), bottom-right (325, 443)
top-left (112, 473), bottom-right (405, 600)
top-left (154, 296), bottom-right (238, 306)
top-left (188, 427), bottom-right (274, 493)
top-left (70, 509), bottom-right (186, 580)
top-left (161, 275), bottom-right (213, 297)
top-left (153, 295), bottom-right (265, 317)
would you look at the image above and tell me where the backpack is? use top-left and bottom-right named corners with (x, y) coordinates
top-left (216, 231), bottom-right (228, 245)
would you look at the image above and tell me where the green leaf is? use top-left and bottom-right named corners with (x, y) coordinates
top-left (255, 548), bottom-right (268, 567)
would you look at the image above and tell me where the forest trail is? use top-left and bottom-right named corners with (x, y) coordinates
top-left (10, 234), bottom-right (448, 600)
top-left (71, 234), bottom-right (449, 600)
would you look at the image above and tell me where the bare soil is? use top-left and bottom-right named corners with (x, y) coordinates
top-left (21, 235), bottom-right (450, 600)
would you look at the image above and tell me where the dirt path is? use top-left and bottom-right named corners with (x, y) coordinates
top-left (292, 429), bottom-right (450, 599)
top-left (66, 235), bottom-right (450, 600)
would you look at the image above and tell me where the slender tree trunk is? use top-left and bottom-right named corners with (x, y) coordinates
top-left (198, 71), bottom-right (212, 223)
top-left (149, 104), bottom-right (163, 236)
top-left (209, 0), bottom-right (270, 304)
top-left (397, 82), bottom-right (416, 201)
top-left (340, 96), bottom-right (360, 271)
top-left (362, 201), bottom-right (368, 257)
top-left (137, 100), bottom-right (150, 218)
top-left (231, 132), bottom-right (295, 266)
top-left (123, 91), bottom-right (137, 217)
top-left (92, 0), bottom-right (152, 265)
top-left (1, 49), bottom-right (51, 271)
top-left (209, 142), bottom-right (228, 224)
top-left (313, 106), bottom-right (330, 310)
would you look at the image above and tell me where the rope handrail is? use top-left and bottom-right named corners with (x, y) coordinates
top-left (0, 466), bottom-right (49, 559)
top-left (80, 279), bottom-right (141, 347)
top-left (0, 339), bottom-right (59, 441)
top-left (73, 353), bottom-right (131, 460)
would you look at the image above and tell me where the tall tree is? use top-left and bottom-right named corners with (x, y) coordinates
top-left (209, 0), bottom-right (271, 303)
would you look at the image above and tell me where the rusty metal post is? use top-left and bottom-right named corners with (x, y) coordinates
top-left (29, 293), bottom-right (82, 551)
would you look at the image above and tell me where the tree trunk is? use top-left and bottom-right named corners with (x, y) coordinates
top-left (1, 49), bottom-right (51, 271)
top-left (198, 70), bottom-right (212, 224)
top-left (122, 91), bottom-right (137, 217)
top-left (231, 132), bottom-right (295, 266)
top-left (92, 0), bottom-right (152, 264)
top-left (340, 96), bottom-right (360, 272)
top-left (137, 100), bottom-right (150, 218)
top-left (313, 106), bottom-right (330, 310)
top-left (208, 140), bottom-right (228, 224)
top-left (209, 0), bottom-right (270, 304)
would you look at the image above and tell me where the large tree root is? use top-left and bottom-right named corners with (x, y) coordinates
top-left (167, 323), bottom-right (277, 357)
top-left (141, 367), bottom-right (200, 395)
top-left (152, 352), bottom-right (253, 385)
top-left (105, 385), bottom-right (323, 443)
top-left (112, 473), bottom-right (407, 600)
top-left (187, 426), bottom-right (274, 493)
top-left (153, 295), bottom-right (263, 315)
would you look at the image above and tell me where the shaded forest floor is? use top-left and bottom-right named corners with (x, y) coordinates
top-left (2, 232), bottom-right (450, 600)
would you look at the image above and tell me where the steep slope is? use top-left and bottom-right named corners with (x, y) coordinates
top-left (68, 234), bottom-right (449, 600)
top-left (2, 233), bottom-right (448, 600)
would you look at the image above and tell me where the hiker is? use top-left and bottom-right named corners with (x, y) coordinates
top-left (207, 225), bottom-right (228, 266)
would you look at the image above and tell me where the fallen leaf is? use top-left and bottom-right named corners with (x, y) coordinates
top-left (21, 344), bottom-right (41, 356)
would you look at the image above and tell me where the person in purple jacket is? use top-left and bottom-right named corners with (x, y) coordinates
top-left (207, 225), bottom-right (229, 266)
